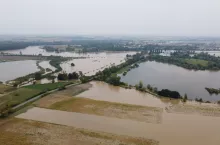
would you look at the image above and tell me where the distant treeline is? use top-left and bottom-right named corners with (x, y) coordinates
top-left (148, 52), bottom-right (220, 70)
top-left (0, 40), bottom-right (197, 51)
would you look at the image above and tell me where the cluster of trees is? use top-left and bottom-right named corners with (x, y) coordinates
top-left (48, 56), bottom-right (69, 73)
top-left (94, 53), bottom-right (145, 85)
top-left (122, 63), bottom-right (139, 76)
top-left (195, 98), bottom-right (203, 103)
top-left (205, 87), bottom-right (220, 95)
top-left (132, 81), bottom-right (184, 100)
top-left (134, 81), bottom-right (158, 93)
top-left (35, 72), bottom-right (42, 80)
top-left (148, 52), bottom-right (220, 70)
top-left (58, 72), bottom-right (79, 80)
top-left (71, 63), bottom-right (75, 66)
top-left (157, 89), bottom-right (181, 99)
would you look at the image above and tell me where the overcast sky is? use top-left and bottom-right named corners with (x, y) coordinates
top-left (0, 0), bottom-right (220, 36)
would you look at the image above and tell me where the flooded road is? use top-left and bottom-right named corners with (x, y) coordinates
top-left (0, 60), bottom-right (39, 82)
top-left (17, 107), bottom-right (220, 145)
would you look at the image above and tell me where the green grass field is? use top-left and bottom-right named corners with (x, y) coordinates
top-left (184, 59), bottom-right (209, 67)
top-left (24, 82), bottom-right (70, 91)
top-left (0, 88), bottom-right (42, 109)
top-left (0, 82), bottom-right (72, 115)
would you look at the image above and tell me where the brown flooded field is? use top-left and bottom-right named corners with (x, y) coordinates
top-left (48, 97), bottom-right (163, 124)
top-left (5, 81), bottom-right (220, 145)
top-left (16, 107), bottom-right (220, 145)
top-left (0, 118), bottom-right (157, 145)
top-left (76, 81), bottom-right (166, 108)
top-left (60, 52), bottom-right (136, 76)
top-left (34, 83), bottom-right (92, 108)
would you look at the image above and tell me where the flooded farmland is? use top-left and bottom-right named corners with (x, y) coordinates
top-left (17, 106), bottom-right (220, 145)
top-left (61, 53), bottom-right (129, 76)
top-left (76, 81), bottom-right (166, 108)
top-left (12, 80), bottom-right (220, 145)
top-left (38, 61), bottom-right (56, 71)
top-left (2, 46), bottom-right (136, 76)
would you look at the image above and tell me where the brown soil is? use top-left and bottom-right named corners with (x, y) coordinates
top-left (49, 97), bottom-right (163, 124)
top-left (0, 118), bottom-right (158, 145)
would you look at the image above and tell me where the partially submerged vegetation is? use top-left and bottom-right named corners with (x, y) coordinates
top-left (148, 52), bottom-right (220, 70)
top-left (205, 87), bottom-right (220, 95)
top-left (8, 56), bottom-right (70, 86)
top-left (48, 56), bottom-right (69, 73)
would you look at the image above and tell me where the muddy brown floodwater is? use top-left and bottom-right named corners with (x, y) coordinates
top-left (76, 81), bottom-right (166, 108)
top-left (17, 107), bottom-right (220, 145)
top-left (16, 81), bottom-right (220, 145)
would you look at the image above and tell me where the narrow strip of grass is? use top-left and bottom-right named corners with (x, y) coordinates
top-left (184, 58), bottom-right (209, 67)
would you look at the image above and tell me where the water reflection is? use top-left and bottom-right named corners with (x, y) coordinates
top-left (121, 61), bottom-right (220, 102)
top-left (0, 60), bottom-right (39, 82)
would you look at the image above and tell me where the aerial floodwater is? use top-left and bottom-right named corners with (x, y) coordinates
top-left (3, 46), bottom-right (135, 58)
top-left (0, 60), bottom-right (39, 82)
top-left (121, 61), bottom-right (220, 102)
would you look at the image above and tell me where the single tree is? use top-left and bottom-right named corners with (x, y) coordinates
top-left (35, 72), bottom-right (42, 80)
top-left (71, 63), bottom-right (75, 67)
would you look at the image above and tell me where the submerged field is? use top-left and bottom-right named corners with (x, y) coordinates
top-left (0, 119), bottom-right (157, 145)
top-left (1, 81), bottom-right (220, 145)
top-left (47, 97), bottom-right (163, 124)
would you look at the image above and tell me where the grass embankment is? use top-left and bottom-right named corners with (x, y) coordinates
top-left (49, 97), bottom-right (163, 123)
top-left (0, 82), bottom-right (71, 117)
top-left (184, 59), bottom-right (209, 67)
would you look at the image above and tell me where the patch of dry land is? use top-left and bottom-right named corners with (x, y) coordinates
top-left (0, 118), bottom-right (157, 145)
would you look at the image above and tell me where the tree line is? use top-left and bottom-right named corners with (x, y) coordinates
top-left (148, 52), bottom-right (220, 70)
